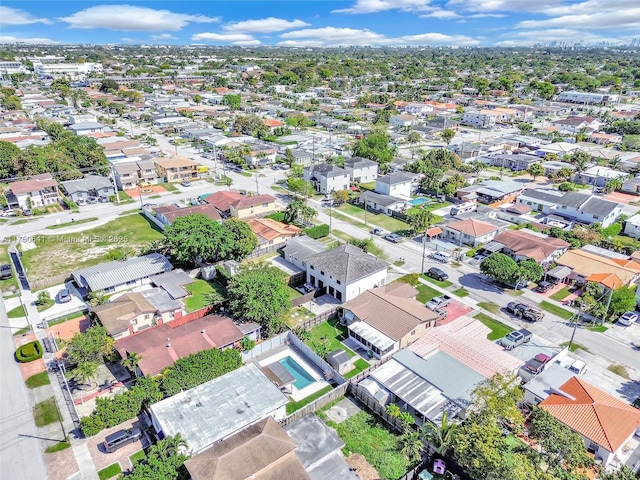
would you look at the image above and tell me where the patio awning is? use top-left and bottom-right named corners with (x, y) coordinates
top-left (349, 320), bottom-right (395, 351)
top-left (482, 241), bottom-right (505, 253)
top-left (426, 226), bottom-right (443, 237)
top-left (548, 265), bottom-right (572, 280)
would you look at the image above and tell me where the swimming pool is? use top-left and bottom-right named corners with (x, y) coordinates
top-left (279, 356), bottom-right (316, 390)
top-left (408, 197), bottom-right (431, 206)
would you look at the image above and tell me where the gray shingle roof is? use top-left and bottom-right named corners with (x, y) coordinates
top-left (61, 175), bottom-right (113, 195)
top-left (357, 190), bottom-right (406, 207)
top-left (558, 191), bottom-right (590, 209)
top-left (305, 244), bottom-right (388, 283)
top-left (519, 189), bottom-right (564, 203)
top-left (305, 164), bottom-right (349, 179)
top-left (281, 236), bottom-right (327, 261)
top-left (344, 156), bottom-right (378, 169)
top-left (72, 253), bottom-right (173, 291)
top-left (376, 172), bottom-right (414, 185)
top-left (578, 196), bottom-right (620, 217)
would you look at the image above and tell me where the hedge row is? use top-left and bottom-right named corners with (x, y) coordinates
top-left (15, 340), bottom-right (43, 363)
top-left (304, 224), bottom-right (330, 239)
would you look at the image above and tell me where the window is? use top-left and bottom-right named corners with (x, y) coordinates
top-left (337, 280), bottom-right (341, 285)
top-left (593, 215), bottom-right (599, 219)
top-left (310, 265), bottom-right (314, 270)
top-left (320, 271), bottom-right (325, 276)
top-left (262, 202), bottom-right (269, 207)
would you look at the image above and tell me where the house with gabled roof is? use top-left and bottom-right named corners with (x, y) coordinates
top-left (539, 376), bottom-right (640, 467)
top-left (246, 218), bottom-right (300, 249)
top-left (7, 173), bottom-right (61, 210)
top-left (442, 218), bottom-right (500, 247)
top-left (375, 172), bottom-right (415, 199)
top-left (554, 249), bottom-right (640, 288)
top-left (482, 229), bottom-right (570, 264)
top-left (303, 164), bottom-right (350, 194)
top-left (344, 156), bottom-right (378, 183)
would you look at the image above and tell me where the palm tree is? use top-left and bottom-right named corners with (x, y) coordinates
top-left (123, 352), bottom-right (142, 377)
top-left (74, 361), bottom-right (98, 387)
top-left (153, 433), bottom-right (188, 461)
top-left (608, 156), bottom-right (622, 170)
top-left (420, 411), bottom-right (458, 457)
top-left (400, 429), bottom-right (424, 464)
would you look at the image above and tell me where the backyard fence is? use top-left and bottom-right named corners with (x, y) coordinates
top-left (288, 332), bottom-right (346, 385)
top-left (30, 273), bottom-right (70, 291)
top-left (41, 306), bottom-right (88, 323)
top-left (279, 382), bottom-right (349, 427)
top-left (294, 307), bottom-right (339, 331)
top-left (240, 331), bottom-right (289, 362)
top-left (244, 242), bottom-right (283, 261)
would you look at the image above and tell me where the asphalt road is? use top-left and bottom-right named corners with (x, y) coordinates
top-left (0, 297), bottom-right (48, 480)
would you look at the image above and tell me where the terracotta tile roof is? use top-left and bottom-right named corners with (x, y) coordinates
top-left (231, 193), bottom-right (276, 209)
top-left (203, 190), bottom-right (244, 211)
top-left (162, 203), bottom-right (222, 223)
top-left (154, 156), bottom-right (198, 169)
top-left (263, 118), bottom-right (285, 128)
top-left (585, 272), bottom-right (622, 289)
top-left (446, 218), bottom-right (498, 237)
top-left (246, 218), bottom-right (300, 241)
top-left (540, 376), bottom-right (640, 452)
top-left (9, 173), bottom-right (58, 194)
top-left (556, 250), bottom-right (640, 286)
top-left (342, 283), bottom-right (440, 341)
top-left (492, 230), bottom-right (570, 263)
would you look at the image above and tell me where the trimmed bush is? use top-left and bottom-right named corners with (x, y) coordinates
top-left (16, 340), bottom-right (43, 363)
top-left (304, 224), bottom-right (330, 239)
top-left (265, 212), bottom-right (285, 222)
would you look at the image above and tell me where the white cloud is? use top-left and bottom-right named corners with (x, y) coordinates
top-left (191, 32), bottom-right (257, 43)
top-left (0, 6), bottom-right (52, 25)
top-left (420, 10), bottom-right (462, 19)
top-left (223, 17), bottom-right (310, 33)
top-left (0, 35), bottom-right (58, 44)
top-left (150, 33), bottom-right (177, 41)
top-left (233, 39), bottom-right (262, 46)
top-left (468, 13), bottom-right (506, 18)
top-left (333, 0), bottom-right (433, 14)
top-left (517, 9), bottom-right (640, 30)
top-left (278, 27), bottom-right (478, 46)
top-left (59, 5), bottom-right (218, 32)
top-left (446, 0), bottom-right (561, 13)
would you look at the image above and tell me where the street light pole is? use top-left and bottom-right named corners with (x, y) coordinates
top-left (329, 189), bottom-right (333, 233)
top-left (421, 230), bottom-right (427, 273)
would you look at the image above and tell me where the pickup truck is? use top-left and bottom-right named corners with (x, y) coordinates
top-left (498, 329), bottom-right (532, 351)
top-left (425, 295), bottom-right (452, 311)
top-left (524, 353), bottom-right (551, 375)
top-left (506, 302), bottom-right (545, 322)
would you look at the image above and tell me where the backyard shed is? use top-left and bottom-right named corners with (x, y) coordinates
top-left (326, 350), bottom-right (353, 375)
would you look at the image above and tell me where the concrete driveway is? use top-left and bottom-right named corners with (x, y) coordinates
top-left (38, 282), bottom-right (87, 323)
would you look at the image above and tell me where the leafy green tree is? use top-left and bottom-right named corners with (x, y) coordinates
top-left (0, 140), bottom-right (19, 178)
top-left (164, 214), bottom-right (232, 266)
top-left (406, 209), bottom-right (435, 234)
top-left (285, 113), bottom-right (312, 130)
top-left (348, 238), bottom-right (374, 253)
top-left (226, 267), bottom-right (290, 336)
top-left (517, 122), bottom-right (534, 135)
top-left (74, 361), bottom-right (98, 386)
top-left (535, 81), bottom-right (556, 100)
top-left (240, 336), bottom-right (255, 351)
top-left (609, 286), bottom-right (637, 319)
top-left (352, 129), bottom-right (395, 165)
top-left (287, 177), bottom-right (313, 198)
top-left (284, 148), bottom-right (295, 166)
top-left (127, 434), bottom-right (189, 480)
top-left (36, 290), bottom-right (50, 306)
top-left (98, 78), bottom-right (119, 93)
top-left (66, 325), bottom-right (114, 366)
top-left (517, 258), bottom-right (543, 284)
top-left (420, 410), bottom-right (457, 456)
top-left (440, 128), bottom-right (456, 145)
top-left (400, 429), bottom-right (423, 464)
top-left (480, 253), bottom-right (519, 285)
top-left (222, 218), bottom-right (258, 261)
top-left (470, 372), bottom-right (524, 429)
top-left (222, 94), bottom-right (241, 110)
top-left (419, 167), bottom-right (445, 192)
top-left (122, 351), bottom-right (142, 377)
top-left (1, 95), bottom-right (21, 110)
top-left (527, 163), bottom-right (545, 180)
top-left (234, 114), bottom-right (267, 137)
top-left (567, 150), bottom-right (591, 173)
top-left (600, 466), bottom-right (637, 480)
top-left (452, 421), bottom-right (506, 480)
top-left (406, 131), bottom-right (421, 144)
top-left (331, 189), bottom-right (350, 205)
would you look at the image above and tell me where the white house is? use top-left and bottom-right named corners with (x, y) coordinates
top-left (304, 244), bottom-right (388, 302)
top-left (68, 121), bottom-right (107, 136)
top-left (462, 110), bottom-right (498, 129)
top-left (375, 172), bottom-right (414, 199)
top-left (389, 114), bottom-right (418, 128)
top-left (403, 103), bottom-right (434, 116)
top-left (7, 173), bottom-right (61, 210)
top-left (280, 236), bottom-right (327, 271)
top-left (556, 91), bottom-right (619, 105)
top-left (61, 175), bottom-right (115, 203)
top-left (572, 165), bottom-right (627, 188)
top-left (624, 214), bottom-right (640, 239)
top-left (344, 156), bottom-right (379, 183)
top-left (303, 164), bottom-right (350, 194)
top-left (442, 218), bottom-right (500, 247)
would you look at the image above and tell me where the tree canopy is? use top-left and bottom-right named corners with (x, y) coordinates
top-left (65, 325), bottom-right (114, 366)
top-left (352, 129), bottom-right (396, 165)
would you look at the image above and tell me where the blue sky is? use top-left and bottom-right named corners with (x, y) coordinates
top-left (1, 0), bottom-right (639, 47)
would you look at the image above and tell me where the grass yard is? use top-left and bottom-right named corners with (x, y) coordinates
top-left (25, 372), bottom-right (51, 389)
top-left (420, 274), bottom-right (452, 288)
top-left (415, 283), bottom-right (440, 304)
top-left (45, 437), bottom-right (71, 453)
top-left (608, 364), bottom-right (631, 379)
top-left (158, 182), bottom-right (178, 192)
top-left (474, 312), bottom-right (513, 340)
top-left (322, 409), bottom-right (410, 480)
top-left (539, 301), bottom-right (573, 320)
top-left (560, 341), bottom-right (590, 353)
top-left (129, 450), bottom-right (146, 466)
top-left (550, 286), bottom-right (572, 302)
top-left (0, 245), bottom-right (18, 293)
top-left (506, 289), bottom-right (525, 297)
top-left (97, 463), bottom-right (122, 480)
top-left (286, 385), bottom-right (333, 414)
top-left (286, 285), bottom-right (302, 301)
top-left (7, 305), bottom-right (26, 318)
top-left (306, 318), bottom-right (354, 357)
top-left (452, 287), bottom-right (469, 297)
top-left (21, 214), bottom-right (163, 282)
top-left (344, 358), bottom-right (371, 379)
top-left (330, 230), bottom-right (387, 259)
top-left (478, 301), bottom-right (501, 315)
top-left (336, 203), bottom-right (411, 233)
top-left (33, 397), bottom-right (59, 427)
top-left (45, 217), bottom-right (99, 230)
top-left (184, 279), bottom-right (226, 312)
top-left (585, 324), bottom-right (608, 333)
top-left (284, 306), bottom-right (315, 327)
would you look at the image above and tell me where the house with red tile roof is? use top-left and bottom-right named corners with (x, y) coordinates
top-left (7, 173), bottom-right (61, 210)
top-left (246, 218), bottom-right (300, 249)
top-left (539, 376), bottom-right (640, 467)
top-left (203, 190), bottom-right (276, 219)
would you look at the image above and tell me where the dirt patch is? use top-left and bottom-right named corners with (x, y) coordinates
top-left (125, 185), bottom-right (167, 197)
top-left (345, 453), bottom-right (381, 480)
top-left (604, 191), bottom-right (639, 205)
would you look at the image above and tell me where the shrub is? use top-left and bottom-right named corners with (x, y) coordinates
top-left (558, 182), bottom-right (575, 192)
top-left (15, 340), bottom-right (43, 363)
top-left (466, 244), bottom-right (484, 257)
top-left (265, 212), bottom-right (285, 222)
top-left (63, 198), bottom-right (78, 209)
top-left (304, 224), bottom-right (330, 239)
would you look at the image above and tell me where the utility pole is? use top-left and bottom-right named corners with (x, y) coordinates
top-left (421, 230), bottom-right (428, 273)
top-left (328, 188), bottom-right (333, 233)
top-left (255, 173), bottom-right (259, 195)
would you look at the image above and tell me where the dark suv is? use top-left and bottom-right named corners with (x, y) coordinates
top-left (0, 264), bottom-right (12, 280)
top-left (103, 428), bottom-right (142, 453)
top-left (426, 267), bottom-right (448, 282)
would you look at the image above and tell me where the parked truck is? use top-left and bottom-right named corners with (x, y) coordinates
top-left (498, 328), bottom-right (532, 351)
top-left (523, 353), bottom-right (551, 375)
top-left (506, 302), bottom-right (545, 322)
top-left (425, 295), bottom-right (452, 311)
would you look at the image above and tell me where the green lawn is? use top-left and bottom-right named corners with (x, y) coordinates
top-left (550, 286), bottom-right (572, 302)
top-left (474, 312), bottom-right (513, 341)
top-left (36, 298), bottom-right (55, 312)
top-left (452, 288), bottom-right (469, 297)
top-left (97, 463), bottom-right (122, 480)
top-left (184, 279), bottom-right (226, 312)
top-left (608, 364), bottom-right (630, 379)
top-left (21, 214), bottom-right (164, 282)
top-left (539, 301), bottom-right (573, 320)
top-left (7, 305), bottom-right (26, 318)
top-left (129, 450), bottom-right (146, 466)
top-left (585, 324), bottom-right (608, 333)
top-left (420, 274), bottom-right (453, 288)
top-left (330, 230), bottom-right (386, 259)
top-left (344, 358), bottom-right (371, 379)
top-left (322, 409), bottom-right (410, 480)
top-left (45, 217), bottom-right (99, 230)
top-left (158, 182), bottom-right (178, 192)
top-left (335, 204), bottom-right (411, 233)
top-left (286, 385), bottom-right (334, 414)
top-left (306, 319), bottom-right (355, 357)
top-left (25, 372), bottom-right (51, 389)
top-left (33, 397), bottom-right (59, 427)
top-left (560, 341), bottom-right (590, 353)
top-left (415, 283), bottom-right (440, 304)
top-left (478, 301), bottom-right (501, 315)
top-left (286, 285), bottom-right (302, 301)
top-left (45, 437), bottom-right (71, 453)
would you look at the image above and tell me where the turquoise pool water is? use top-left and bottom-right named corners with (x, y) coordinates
top-left (279, 356), bottom-right (316, 390)
top-left (408, 197), bottom-right (430, 206)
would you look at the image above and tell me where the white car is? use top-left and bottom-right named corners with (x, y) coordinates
top-left (618, 311), bottom-right (639, 326)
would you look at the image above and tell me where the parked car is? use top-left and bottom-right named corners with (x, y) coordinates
top-left (568, 359), bottom-right (588, 375)
top-left (99, 196), bottom-right (109, 203)
top-left (22, 208), bottom-right (33, 216)
top-left (0, 264), bottom-right (12, 280)
top-left (76, 199), bottom-right (86, 206)
top-left (58, 288), bottom-right (72, 303)
top-left (371, 227), bottom-right (385, 236)
top-left (181, 180), bottom-right (191, 187)
top-left (431, 251), bottom-right (452, 263)
top-left (536, 281), bottom-right (553, 293)
top-left (524, 353), bottom-right (552, 375)
top-left (103, 428), bottom-right (142, 453)
top-left (618, 311), bottom-right (639, 326)
top-left (506, 302), bottom-right (545, 322)
top-left (498, 329), bottom-right (532, 351)
top-left (425, 267), bottom-right (448, 282)
top-left (384, 233), bottom-right (403, 243)
top-left (86, 196), bottom-right (98, 204)
top-left (425, 295), bottom-right (452, 311)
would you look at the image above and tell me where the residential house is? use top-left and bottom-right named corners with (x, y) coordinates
top-left (230, 194), bottom-right (278, 219)
top-left (149, 363), bottom-right (289, 454)
top-left (115, 314), bottom-right (260, 377)
top-left (389, 114), bottom-right (418, 129)
top-left (68, 121), bottom-right (107, 136)
top-left (490, 107), bottom-right (518, 124)
top-left (280, 236), bottom-right (327, 271)
top-left (551, 116), bottom-right (602, 134)
top-left (340, 283), bottom-right (440, 359)
top-left (486, 154), bottom-right (540, 172)
top-left (588, 132), bottom-right (622, 146)
top-left (7, 173), bottom-right (61, 210)
top-left (462, 110), bottom-right (498, 129)
top-left (375, 172), bottom-right (414, 199)
top-left (539, 376), bottom-right (640, 467)
top-left (303, 164), bottom-right (350, 194)
top-left (621, 176), bottom-right (640, 195)
top-left (72, 253), bottom-right (174, 295)
top-left (244, 144), bottom-right (278, 168)
top-left (554, 249), bottom-right (640, 288)
top-left (624, 213), bottom-right (640, 239)
top-left (247, 218), bottom-right (301, 249)
top-left (355, 190), bottom-right (407, 215)
top-left (262, 118), bottom-right (286, 133)
top-left (304, 244), bottom-right (388, 302)
top-left (572, 165), bottom-right (627, 188)
top-left (288, 149), bottom-right (313, 166)
top-left (184, 417), bottom-right (312, 480)
top-left (154, 156), bottom-right (199, 183)
top-left (542, 161), bottom-right (575, 177)
top-left (92, 289), bottom-right (183, 339)
top-left (556, 91), bottom-right (619, 105)
top-left (457, 180), bottom-right (523, 206)
top-left (344, 156), bottom-right (379, 183)
top-left (61, 175), bottom-right (115, 203)
top-left (152, 203), bottom-right (222, 229)
top-left (403, 102), bottom-right (434, 116)
top-left (481, 229), bottom-right (570, 264)
top-left (442, 218), bottom-right (500, 247)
